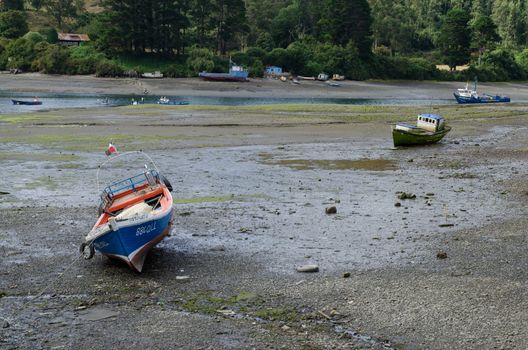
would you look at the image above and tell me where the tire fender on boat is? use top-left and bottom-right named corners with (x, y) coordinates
top-left (159, 175), bottom-right (173, 192)
top-left (80, 242), bottom-right (95, 260)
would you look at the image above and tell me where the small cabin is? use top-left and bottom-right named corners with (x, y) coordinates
top-left (58, 33), bottom-right (90, 46)
top-left (417, 113), bottom-right (445, 132)
top-left (265, 66), bottom-right (282, 76)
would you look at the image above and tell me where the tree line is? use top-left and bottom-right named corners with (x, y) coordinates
top-left (1, 0), bottom-right (528, 80)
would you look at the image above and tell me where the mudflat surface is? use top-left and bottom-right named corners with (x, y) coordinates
top-left (1, 78), bottom-right (528, 349)
top-left (2, 72), bottom-right (528, 101)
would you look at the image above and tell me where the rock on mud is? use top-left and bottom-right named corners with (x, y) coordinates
top-left (325, 206), bottom-right (337, 214)
top-left (397, 192), bottom-right (416, 200)
top-left (296, 264), bottom-right (319, 273)
top-left (436, 251), bottom-right (448, 259)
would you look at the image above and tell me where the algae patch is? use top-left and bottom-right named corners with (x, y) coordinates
top-left (173, 194), bottom-right (269, 204)
top-left (261, 156), bottom-right (397, 171)
top-left (0, 152), bottom-right (80, 162)
top-left (23, 176), bottom-right (59, 190)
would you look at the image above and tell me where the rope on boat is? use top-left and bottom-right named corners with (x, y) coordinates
top-left (17, 242), bottom-right (94, 313)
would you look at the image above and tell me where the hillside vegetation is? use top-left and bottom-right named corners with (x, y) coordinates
top-left (1, 0), bottom-right (528, 81)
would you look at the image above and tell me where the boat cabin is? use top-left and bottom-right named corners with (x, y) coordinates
top-left (416, 113), bottom-right (445, 132)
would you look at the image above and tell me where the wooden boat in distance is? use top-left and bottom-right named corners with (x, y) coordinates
top-left (80, 152), bottom-right (174, 272)
top-left (12, 99), bottom-right (42, 105)
top-left (141, 71), bottom-right (163, 78)
top-left (392, 113), bottom-right (451, 147)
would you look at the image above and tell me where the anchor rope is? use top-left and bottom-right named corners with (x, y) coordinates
top-left (15, 241), bottom-right (94, 314)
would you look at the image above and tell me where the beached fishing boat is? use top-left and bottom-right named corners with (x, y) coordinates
top-left (199, 63), bottom-right (249, 82)
top-left (12, 99), bottom-right (42, 105)
top-left (392, 113), bottom-right (451, 147)
top-left (141, 71), bottom-right (163, 79)
top-left (80, 152), bottom-right (174, 272)
top-left (158, 97), bottom-right (190, 105)
top-left (454, 79), bottom-right (510, 104)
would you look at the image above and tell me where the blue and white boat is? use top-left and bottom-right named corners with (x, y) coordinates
top-left (199, 61), bottom-right (249, 82)
top-left (80, 152), bottom-right (174, 272)
top-left (157, 97), bottom-right (190, 105)
top-left (454, 80), bottom-right (510, 104)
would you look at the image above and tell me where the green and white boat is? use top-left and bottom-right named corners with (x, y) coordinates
top-left (392, 113), bottom-right (451, 147)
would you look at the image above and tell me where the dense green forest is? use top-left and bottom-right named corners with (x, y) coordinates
top-left (1, 0), bottom-right (528, 80)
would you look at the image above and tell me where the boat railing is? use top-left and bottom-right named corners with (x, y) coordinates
top-left (103, 170), bottom-right (159, 199)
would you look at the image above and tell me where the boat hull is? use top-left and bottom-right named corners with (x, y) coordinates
top-left (392, 126), bottom-right (451, 147)
top-left (92, 206), bottom-right (174, 272)
top-left (199, 70), bottom-right (249, 82)
top-left (12, 99), bottom-right (42, 105)
top-left (158, 100), bottom-right (190, 105)
top-left (454, 93), bottom-right (510, 104)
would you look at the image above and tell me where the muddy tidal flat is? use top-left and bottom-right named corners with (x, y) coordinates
top-left (1, 77), bottom-right (528, 349)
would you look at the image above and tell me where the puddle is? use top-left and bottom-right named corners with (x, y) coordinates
top-left (262, 157), bottom-right (397, 171)
top-left (77, 306), bottom-right (120, 321)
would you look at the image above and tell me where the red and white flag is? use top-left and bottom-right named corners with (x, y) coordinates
top-left (105, 143), bottom-right (118, 156)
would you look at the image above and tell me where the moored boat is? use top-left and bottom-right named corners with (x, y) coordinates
top-left (141, 71), bottom-right (163, 79)
top-left (12, 99), bottom-right (42, 105)
top-left (454, 79), bottom-right (510, 104)
top-left (392, 113), bottom-right (451, 147)
top-left (80, 151), bottom-right (174, 272)
top-left (158, 97), bottom-right (190, 105)
top-left (199, 63), bottom-right (248, 82)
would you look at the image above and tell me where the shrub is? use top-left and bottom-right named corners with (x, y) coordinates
top-left (23, 31), bottom-right (45, 44)
top-left (163, 64), bottom-right (189, 78)
top-left (31, 45), bottom-right (69, 74)
top-left (95, 60), bottom-right (124, 77)
top-left (249, 59), bottom-right (264, 77)
top-left (186, 46), bottom-right (215, 74)
top-left (46, 28), bottom-right (58, 43)
top-left (5, 38), bottom-right (34, 70)
top-left (0, 10), bottom-right (28, 39)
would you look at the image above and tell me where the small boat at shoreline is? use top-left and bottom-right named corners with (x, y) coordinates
top-left (158, 97), bottom-right (190, 105)
top-left (80, 151), bottom-right (174, 272)
top-left (392, 113), bottom-right (451, 147)
top-left (12, 99), bottom-right (42, 105)
top-left (453, 79), bottom-right (510, 104)
top-left (141, 71), bottom-right (163, 79)
top-left (199, 62), bottom-right (248, 82)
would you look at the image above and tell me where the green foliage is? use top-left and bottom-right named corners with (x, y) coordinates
top-left (467, 48), bottom-right (526, 81)
top-left (45, 0), bottom-right (77, 30)
top-left (5, 38), bottom-right (35, 70)
top-left (30, 0), bottom-right (45, 11)
top-left (438, 8), bottom-right (471, 70)
top-left (370, 55), bottom-right (440, 80)
top-left (0, 40), bottom-right (6, 69)
top-left (23, 31), bottom-right (45, 44)
top-left (0, 0), bottom-right (24, 11)
top-left (95, 60), bottom-right (124, 77)
top-left (163, 64), bottom-right (189, 78)
top-left (186, 46), bottom-right (215, 74)
top-left (515, 48), bottom-right (528, 71)
top-left (0, 10), bottom-right (28, 39)
top-left (32, 44), bottom-right (69, 73)
top-left (46, 27), bottom-right (58, 43)
top-left (249, 59), bottom-right (264, 77)
top-left (321, 0), bottom-right (372, 59)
